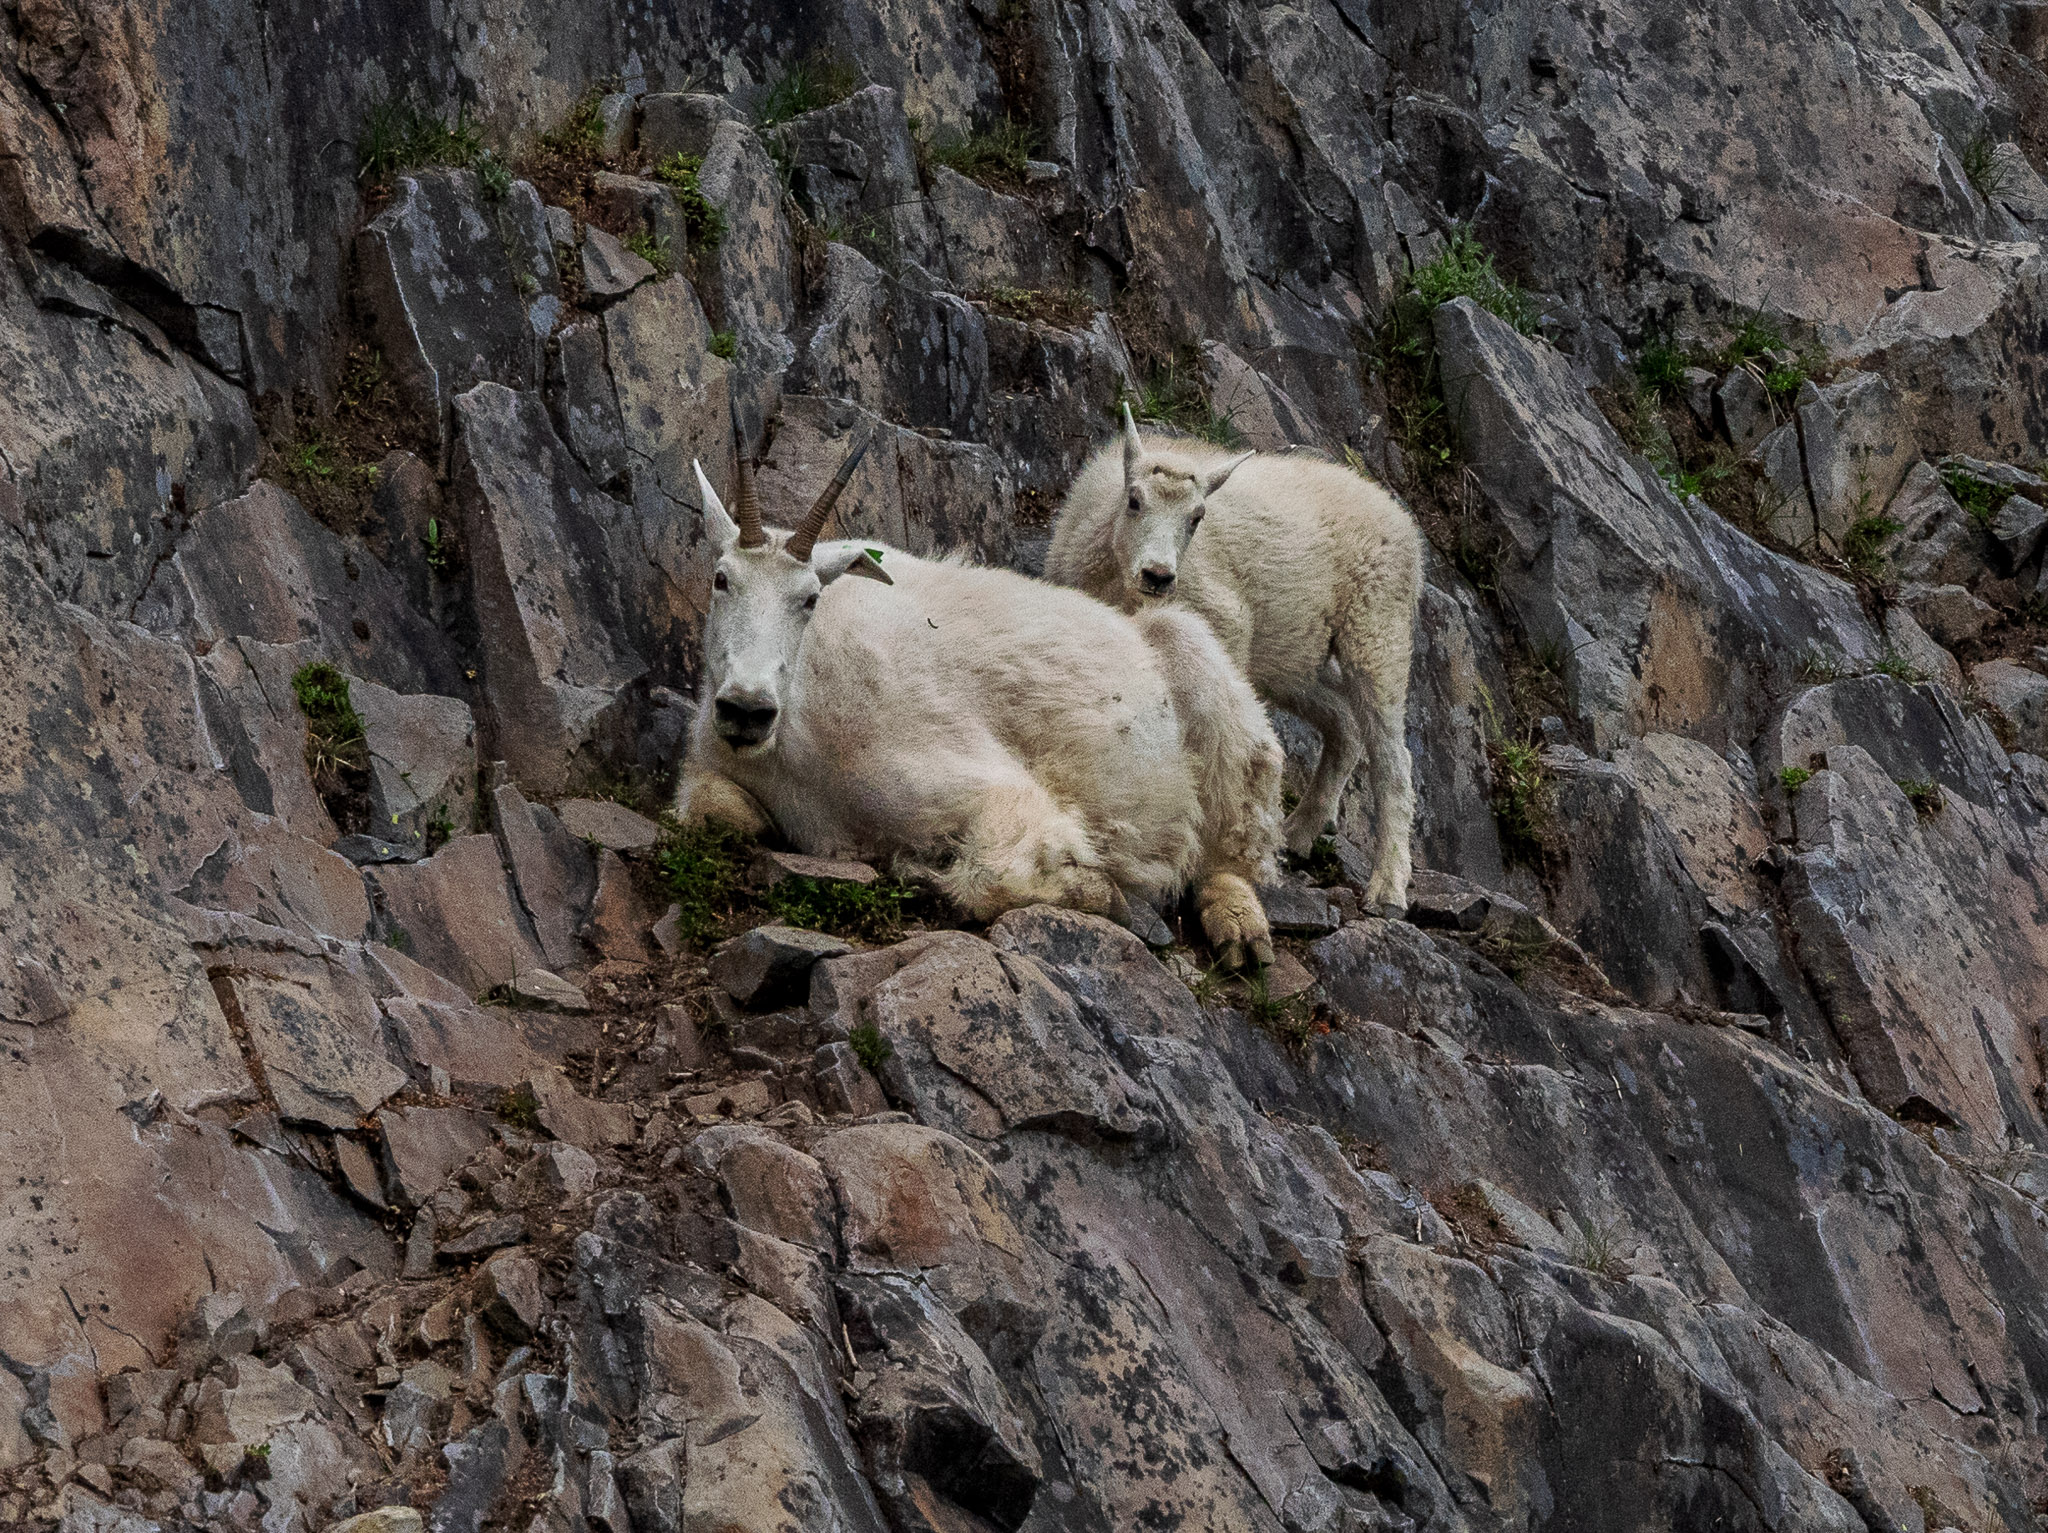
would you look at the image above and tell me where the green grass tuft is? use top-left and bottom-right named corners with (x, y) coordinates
top-left (1841, 512), bottom-right (1902, 578)
top-left (290, 662), bottom-right (368, 781)
top-left (357, 99), bottom-right (488, 185)
top-left (1404, 226), bottom-right (1541, 337)
top-left (708, 329), bottom-right (739, 360)
top-left (762, 874), bottom-right (923, 942)
top-left (1635, 335), bottom-right (1689, 400)
top-left (652, 819), bottom-right (756, 947)
top-left (1117, 357), bottom-right (1243, 448)
top-left (1962, 132), bottom-right (2016, 205)
top-left (540, 88), bottom-right (606, 160)
top-left (1940, 465), bottom-right (2015, 526)
top-left (653, 152), bottom-right (728, 246)
top-left (756, 53), bottom-right (860, 128)
top-left (625, 229), bottom-right (673, 275)
top-left (1489, 735), bottom-right (1552, 867)
top-left (1897, 778), bottom-right (1944, 816)
top-left (849, 1021), bottom-right (893, 1074)
top-left (1778, 765), bottom-right (1813, 793)
top-left (923, 116), bottom-right (1036, 187)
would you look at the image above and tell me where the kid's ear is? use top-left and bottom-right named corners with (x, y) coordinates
top-left (694, 460), bottom-right (741, 549)
top-left (1203, 450), bottom-right (1255, 497)
top-left (812, 540), bottom-right (894, 586)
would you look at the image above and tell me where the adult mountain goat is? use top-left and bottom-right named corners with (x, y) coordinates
top-left (672, 435), bottom-right (1286, 967)
top-left (1047, 408), bottom-right (1423, 913)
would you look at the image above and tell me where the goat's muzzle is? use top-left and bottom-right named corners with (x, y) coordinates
top-left (1138, 565), bottom-right (1177, 597)
top-left (713, 695), bottom-right (780, 749)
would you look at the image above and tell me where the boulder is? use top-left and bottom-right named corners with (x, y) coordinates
top-left (1435, 298), bottom-right (1882, 751)
top-left (581, 225), bottom-right (657, 301)
top-left (780, 85), bottom-right (943, 273)
top-left (366, 834), bottom-right (548, 997)
top-left (1971, 659), bottom-right (2048, 753)
top-left (355, 171), bottom-right (542, 450)
top-left (353, 681), bottom-right (479, 851)
top-left (1900, 581), bottom-right (1998, 648)
top-left (711, 926), bottom-right (855, 1009)
top-left (450, 383), bottom-right (647, 794)
top-left (492, 784), bottom-right (599, 973)
top-left (556, 798), bottom-right (662, 853)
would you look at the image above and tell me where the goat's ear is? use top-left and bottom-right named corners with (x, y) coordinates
top-left (694, 459), bottom-right (741, 550)
top-left (1122, 401), bottom-right (1144, 478)
top-left (812, 540), bottom-right (895, 587)
top-left (1203, 450), bottom-right (1255, 497)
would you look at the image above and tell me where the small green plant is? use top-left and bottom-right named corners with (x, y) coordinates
top-left (1897, 778), bottom-right (1944, 816)
top-left (1841, 511), bottom-right (1902, 578)
top-left (1567, 1213), bottom-right (1630, 1280)
top-left (1243, 969), bottom-right (1318, 1051)
top-left (357, 99), bottom-right (488, 185)
top-left (1476, 924), bottom-right (1554, 980)
top-left (756, 52), bottom-right (860, 128)
top-left (708, 329), bottom-right (739, 360)
top-left (762, 873), bottom-right (923, 941)
top-left (1874, 648), bottom-right (1924, 683)
top-left (540, 87), bottom-right (607, 159)
top-left (924, 116), bottom-right (1036, 187)
top-left (653, 152), bottom-right (729, 246)
top-left (625, 229), bottom-right (674, 275)
top-left (475, 151), bottom-right (513, 201)
top-left (1718, 310), bottom-right (1785, 371)
top-left (977, 284), bottom-right (1096, 329)
top-left (1961, 132), bottom-right (2015, 205)
top-left (290, 662), bottom-right (369, 781)
top-left (1940, 464), bottom-right (2015, 525)
top-left (1117, 358), bottom-right (1243, 448)
top-left (497, 1083), bottom-right (542, 1131)
top-left (385, 925), bottom-right (412, 954)
top-left (1762, 362), bottom-right (1807, 402)
top-left (652, 818), bottom-right (755, 946)
top-left (1402, 226), bottom-right (1542, 338)
top-left (422, 516), bottom-right (451, 574)
top-left (425, 804), bottom-right (457, 855)
top-left (1187, 961), bottom-right (1229, 1009)
top-left (1798, 646), bottom-right (1844, 683)
top-left (1778, 765), bottom-right (1813, 793)
top-left (1490, 735), bottom-right (1552, 867)
top-left (849, 1021), bottom-right (893, 1074)
top-left (1635, 335), bottom-right (1688, 400)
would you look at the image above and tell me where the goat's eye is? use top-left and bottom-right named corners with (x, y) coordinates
top-left (803, 593), bottom-right (818, 611)
top-left (713, 571), bottom-right (728, 592)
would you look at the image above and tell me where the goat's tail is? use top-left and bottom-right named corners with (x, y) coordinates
top-left (1134, 607), bottom-right (1284, 888)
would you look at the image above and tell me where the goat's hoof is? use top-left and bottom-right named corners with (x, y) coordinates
top-left (1368, 898), bottom-right (1409, 921)
top-left (1216, 939), bottom-right (1246, 971)
top-left (1249, 935), bottom-right (1274, 969)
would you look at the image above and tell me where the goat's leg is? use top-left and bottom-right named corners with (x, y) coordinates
top-left (1276, 673), bottom-right (1365, 856)
top-left (931, 778), bottom-right (1125, 922)
top-left (1336, 623), bottom-right (1416, 916)
top-left (675, 769), bottom-right (773, 836)
top-left (1198, 871), bottom-right (1273, 971)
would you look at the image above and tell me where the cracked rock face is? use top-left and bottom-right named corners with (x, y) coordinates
top-left (6, 0), bottom-right (2048, 1530)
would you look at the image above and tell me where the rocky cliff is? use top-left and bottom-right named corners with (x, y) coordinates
top-left (5, 1), bottom-right (2048, 1530)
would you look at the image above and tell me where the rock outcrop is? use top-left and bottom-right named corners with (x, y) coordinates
top-left (6, 1), bottom-right (2048, 1530)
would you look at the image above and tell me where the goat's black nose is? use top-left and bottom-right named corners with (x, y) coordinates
top-left (1139, 565), bottom-right (1176, 595)
top-left (714, 698), bottom-right (779, 739)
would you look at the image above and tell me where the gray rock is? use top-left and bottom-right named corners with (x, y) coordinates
top-left (1715, 365), bottom-right (1776, 453)
top-left (450, 383), bottom-right (647, 794)
top-left (356, 171), bottom-right (541, 451)
top-left (1899, 581), bottom-right (1998, 648)
top-left (637, 91), bottom-right (742, 163)
top-left (596, 92), bottom-right (637, 161)
top-left (814, 1041), bottom-right (890, 1118)
top-left (438, 1215), bottom-right (526, 1260)
top-left (353, 681), bottom-right (478, 851)
top-left (477, 1253), bottom-right (545, 1340)
top-left (781, 85), bottom-right (943, 273)
top-left (1971, 660), bottom-right (2048, 753)
top-left (556, 798), bottom-right (662, 852)
top-left (511, 968), bottom-right (590, 1012)
top-left (1436, 297), bottom-right (1882, 751)
top-left (492, 784), bottom-right (599, 972)
top-left (581, 225), bottom-right (657, 300)
top-left (1405, 869), bottom-right (1492, 932)
top-left (590, 171), bottom-right (684, 257)
top-left (711, 925), bottom-right (856, 1009)
top-left (379, 1106), bottom-right (490, 1208)
top-left (1258, 883), bottom-right (1341, 936)
top-left (1882, 462), bottom-right (1992, 586)
top-left (1990, 493), bottom-right (2048, 565)
top-left (367, 834), bottom-right (549, 997)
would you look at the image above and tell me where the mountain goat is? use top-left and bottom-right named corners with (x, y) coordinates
top-left (672, 435), bottom-right (1286, 967)
top-left (1047, 408), bottom-right (1423, 913)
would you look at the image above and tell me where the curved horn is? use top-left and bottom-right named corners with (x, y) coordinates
top-left (784, 428), bottom-right (874, 563)
top-left (728, 400), bottom-right (767, 548)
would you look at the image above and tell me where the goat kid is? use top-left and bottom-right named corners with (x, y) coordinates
top-left (673, 436), bottom-right (1285, 966)
top-left (1047, 407), bottom-right (1423, 914)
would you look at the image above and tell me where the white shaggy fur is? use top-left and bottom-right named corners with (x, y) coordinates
top-left (1046, 413), bottom-right (1423, 911)
top-left (673, 460), bottom-right (1285, 966)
